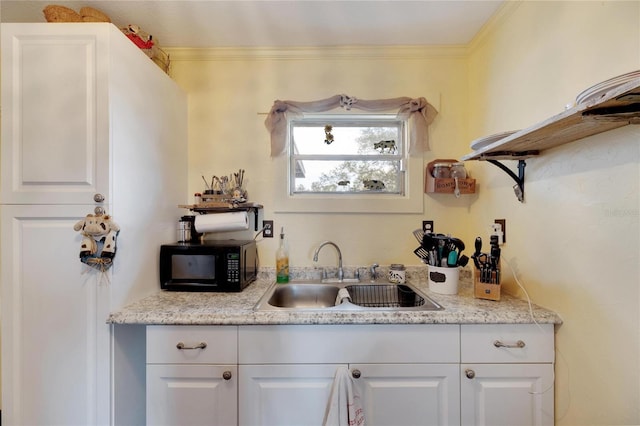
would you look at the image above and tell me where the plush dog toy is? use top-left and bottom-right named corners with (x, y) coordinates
top-left (73, 214), bottom-right (120, 263)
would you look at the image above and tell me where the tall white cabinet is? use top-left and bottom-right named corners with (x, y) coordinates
top-left (1, 23), bottom-right (187, 425)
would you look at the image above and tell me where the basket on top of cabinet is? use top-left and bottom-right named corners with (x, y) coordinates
top-left (425, 159), bottom-right (476, 195)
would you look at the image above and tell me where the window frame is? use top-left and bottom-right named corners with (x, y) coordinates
top-left (273, 113), bottom-right (424, 214)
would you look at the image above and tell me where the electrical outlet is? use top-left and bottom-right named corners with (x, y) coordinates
top-left (493, 219), bottom-right (506, 244)
top-left (422, 220), bottom-right (434, 234)
top-left (263, 220), bottom-right (274, 238)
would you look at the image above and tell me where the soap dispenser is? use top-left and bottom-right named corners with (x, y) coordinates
top-left (276, 227), bottom-right (289, 283)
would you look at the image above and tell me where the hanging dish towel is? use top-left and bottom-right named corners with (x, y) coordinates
top-left (323, 366), bottom-right (365, 426)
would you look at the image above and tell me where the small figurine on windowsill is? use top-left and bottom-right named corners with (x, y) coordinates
top-left (324, 125), bottom-right (334, 144)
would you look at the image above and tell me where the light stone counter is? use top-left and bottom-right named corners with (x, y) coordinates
top-left (108, 267), bottom-right (562, 325)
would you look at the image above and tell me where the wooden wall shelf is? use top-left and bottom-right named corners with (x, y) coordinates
top-left (462, 78), bottom-right (640, 161)
top-left (461, 77), bottom-right (639, 202)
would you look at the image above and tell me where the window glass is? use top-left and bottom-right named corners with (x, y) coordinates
top-left (290, 115), bottom-right (406, 195)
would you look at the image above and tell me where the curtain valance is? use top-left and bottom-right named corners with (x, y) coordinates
top-left (264, 94), bottom-right (438, 157)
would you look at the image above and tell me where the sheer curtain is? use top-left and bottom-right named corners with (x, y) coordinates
top-left (264, 94), bottom-right (438, 156)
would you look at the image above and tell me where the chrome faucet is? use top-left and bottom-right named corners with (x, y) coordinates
top-left (313, 241), bottom-right (344, 281)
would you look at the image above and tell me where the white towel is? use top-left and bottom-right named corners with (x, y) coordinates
top-left (323, 366), bottom-right (365, 426)
top-left (335, 288), bottom-right (351, 305)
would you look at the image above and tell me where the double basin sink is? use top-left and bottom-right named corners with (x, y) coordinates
top-left (255, 279), bottom-right (443, 312)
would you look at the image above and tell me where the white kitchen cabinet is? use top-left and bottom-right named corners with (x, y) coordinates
top-left (239, 363), bottom-right (460, 426)
top-left (147, 365), bottom-right (237, 426)
top-left (146, 326), bottom-right (238, 426)
top-left (460, 324), bottom-right (555, 426)
top-left (239, 364), bottom-right (342, 426)
top-left (354, 363), bottom-right (460, 426)
top-left (144, 323), bottom-right (555, 426)
top-left (238, 324), bottom-right (461, 426)
top-left (1, 23), bottom-right (187, 425)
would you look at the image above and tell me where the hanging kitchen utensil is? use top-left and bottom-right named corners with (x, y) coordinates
top-left (413, 246), bottom-right (429, 263)
top-left (412, 229), bottom-right (424, 245)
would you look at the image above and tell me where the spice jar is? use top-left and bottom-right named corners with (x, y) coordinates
top-left (388, 264), bottom-right (406, 284)
top-left (450, 162), bottom-right (467, 179)
top-left (432, 163), bottom-right (451, 178)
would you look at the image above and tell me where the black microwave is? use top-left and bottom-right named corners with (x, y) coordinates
top-left (160, 240), bottom-right (257, 292)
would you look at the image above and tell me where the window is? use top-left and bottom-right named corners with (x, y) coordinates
top-left (290, 115), bottom-right (406, 195)
top-left (273, 113), bottom-right (424, 214)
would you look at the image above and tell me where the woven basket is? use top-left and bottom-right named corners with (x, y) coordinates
top-left (43, 5), bottom-right (83, 22)
top-left (79, 7), bottom-right (111, 22)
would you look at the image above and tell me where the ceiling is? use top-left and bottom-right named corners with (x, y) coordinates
top-left (1, 1), bottom-right (504, 48)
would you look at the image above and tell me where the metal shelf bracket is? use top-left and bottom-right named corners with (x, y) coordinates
top-left (487, 159), bottom-right (527, 202)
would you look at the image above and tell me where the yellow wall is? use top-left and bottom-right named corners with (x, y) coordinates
top-left (168, 1), bottom-right (639, 423)
top-left (467, 1), bottom-right (639, 425)
top-left (169, 47), bottom-right (475, 267)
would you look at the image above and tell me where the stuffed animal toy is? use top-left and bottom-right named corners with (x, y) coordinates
top-left (73, 213), bottom-right (120, 270)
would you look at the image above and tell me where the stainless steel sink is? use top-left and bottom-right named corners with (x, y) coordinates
top-left (254, 280), bottom-right (443, 311)
top-left (266, 284), bottom-right (340, 309)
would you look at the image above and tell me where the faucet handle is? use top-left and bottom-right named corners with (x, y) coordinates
top-left (370, 263), bottom-right (379, 281)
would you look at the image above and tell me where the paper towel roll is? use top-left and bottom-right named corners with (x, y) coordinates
top-left (194, 212), bottom-right (249, 233)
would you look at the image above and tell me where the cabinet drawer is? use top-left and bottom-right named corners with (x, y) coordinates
top-left (239, 324), bottom-right (459, 364)
top-left (147, 325), bottom-right (237, 364)
top-left (461, 324), bottom-right (554, 363)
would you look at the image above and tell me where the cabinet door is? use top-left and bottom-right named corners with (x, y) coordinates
top-left (0, 204), bottom-right (111, 425)
top-left (239, 364), bottom-right (343, 426)
top-left (353, 363), bottom-right (460, 426)
top-left (1, 24), bottom-right (109, 204)
top-left (460, 363), bottom-right (554, 426)
top-left (147, 364), bottom-right (237, 426)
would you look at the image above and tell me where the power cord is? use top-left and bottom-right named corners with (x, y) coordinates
top-left (501, 253), bottom-right (559, 397)
top-left (254, 226), bottom-right (268, 241)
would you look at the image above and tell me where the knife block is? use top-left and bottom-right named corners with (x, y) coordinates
top-left (473, 266), bottom-right (501, 301)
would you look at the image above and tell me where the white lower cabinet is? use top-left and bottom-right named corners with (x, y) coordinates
top-left (238, 324), bottom-right (460, 426)
top-left (239, 363), bottom-right (459, 426)
top-left (239, 364), bottom-right (342, 426)
top-left (460, 363), bottom-right (554, 426)
top-left (145, 323), bottom-right (554, 426)
top-left (460, 324), bottom-right (555, 426)
top-left (146, 326), bottom-right (238, 426)
top-left (147, 364), bottom-right (237, 426)
top-left (353, 363), bottom-right (460, 426)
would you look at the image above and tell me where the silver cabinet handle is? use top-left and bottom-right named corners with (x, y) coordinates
top-left (94, 193), bottom-right (105, 203)
top-left (494, 339), bottom-right (525, 348)
top-left (176, 341), bottom-right (207, 350)
top-left (94, 206), bottom-right (105, 215)
top-left (222, 371), bottom-right (232, 380)
top-left (465, 369), bottom-right (475, 379)
top-left (351, 369), bottom-right (361, 379)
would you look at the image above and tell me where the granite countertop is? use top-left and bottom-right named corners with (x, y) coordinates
top-left (108, 268), bottom-right (562, 326)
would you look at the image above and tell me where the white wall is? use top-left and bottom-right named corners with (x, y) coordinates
top-left (467, 2), bottom-right (640, 425)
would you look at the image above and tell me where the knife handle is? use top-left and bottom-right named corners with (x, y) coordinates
top-left (474, 237), bottom-right (482, 257)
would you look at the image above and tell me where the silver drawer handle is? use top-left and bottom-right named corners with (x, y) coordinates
top-left (351, 369), bottom-right (361, 379)
top-left (176, 341), bottom-right (207, 350)
top-left (494, 339), bottom-right (525, 349)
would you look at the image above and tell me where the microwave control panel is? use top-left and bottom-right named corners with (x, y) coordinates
top-left (227, 252), bottom-right (240, 282)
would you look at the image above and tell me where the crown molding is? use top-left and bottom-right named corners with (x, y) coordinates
top-left (165, 45), bottom-right (469, 62)
top-left (467, 1), bottom-right (523, 54)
